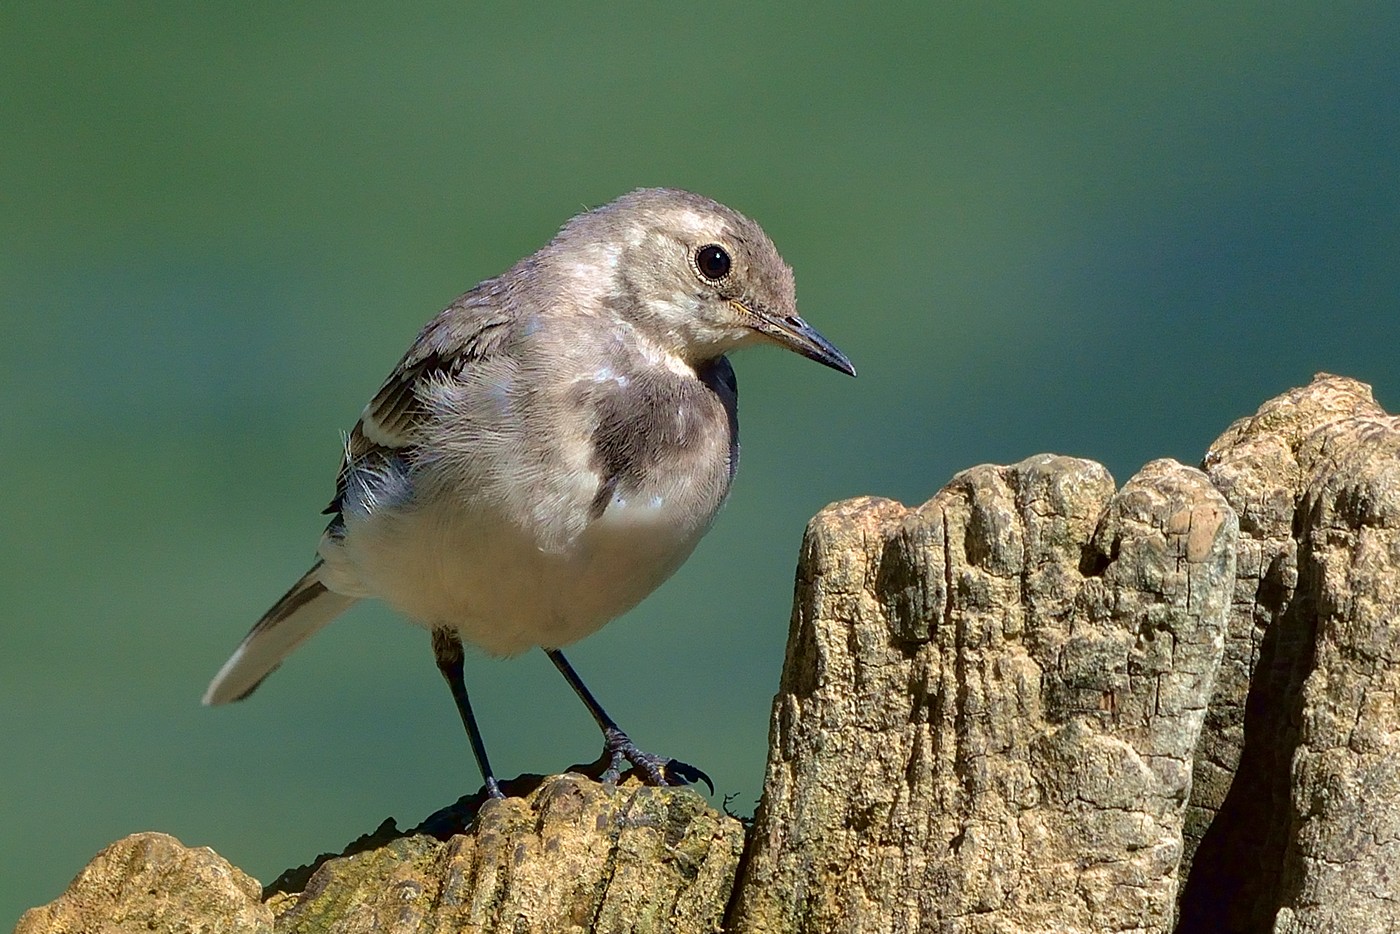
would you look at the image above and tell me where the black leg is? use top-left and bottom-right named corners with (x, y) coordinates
top-left (432, 627), bottom-right (503, 799)
top-left (545, 648), bottom-right (712, 793)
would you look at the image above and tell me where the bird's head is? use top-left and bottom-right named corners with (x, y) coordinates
top-left (556, 188), bottom-right (855, 377)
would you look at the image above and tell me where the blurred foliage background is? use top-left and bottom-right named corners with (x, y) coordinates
top-left (3, 1), bottom-right (1398, 922)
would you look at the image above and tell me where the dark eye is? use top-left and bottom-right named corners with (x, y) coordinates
top-left (695, 244), bottom-right (731, 281)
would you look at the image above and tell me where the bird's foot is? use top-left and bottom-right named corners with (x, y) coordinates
top-left (483, 776), bottom-right (505, 800)
top-left (598, 726), bottom-right (713, 793)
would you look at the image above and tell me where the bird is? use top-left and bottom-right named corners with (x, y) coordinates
top-left (203, 187), bottom-right (855, 799)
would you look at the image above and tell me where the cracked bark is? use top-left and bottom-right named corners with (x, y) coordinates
top-left (1179, 374), bottom-right (1400, 933)
top-left (728, 455), bottom-right (1237, 934)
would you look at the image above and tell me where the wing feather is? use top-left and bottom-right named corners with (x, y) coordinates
top-left (324, 290), bottom-right (515, 516)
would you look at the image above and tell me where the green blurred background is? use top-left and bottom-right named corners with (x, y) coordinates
top-left (3, 1), bottom-right (1397, 922)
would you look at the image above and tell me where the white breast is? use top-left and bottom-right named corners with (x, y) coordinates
top-left (321, 483), bottom-right (718, 656)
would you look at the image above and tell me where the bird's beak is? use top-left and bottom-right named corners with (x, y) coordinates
top-left (736, 301), bottom-right (856, 377)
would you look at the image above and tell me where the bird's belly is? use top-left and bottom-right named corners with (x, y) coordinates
top-left (326, 496), bottom-right (713, 656)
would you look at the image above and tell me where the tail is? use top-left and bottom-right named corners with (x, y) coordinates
top-left (203, 562), bottom-right (358, 705)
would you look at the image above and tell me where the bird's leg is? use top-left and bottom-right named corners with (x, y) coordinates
top-left (432, 627), bottom-right (504, 799)
top-left (545, 648), bottom-right (713, 793)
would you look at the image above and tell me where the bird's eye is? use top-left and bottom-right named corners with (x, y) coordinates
top-left (694, 244), bottom-right (731, 281)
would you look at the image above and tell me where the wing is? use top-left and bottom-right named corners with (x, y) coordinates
top-left (324, 290), bottom-right (515, 518)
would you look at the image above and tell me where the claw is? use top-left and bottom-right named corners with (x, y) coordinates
top-left (662, 759), bottom-right (714, 794)
top-left (598, 726), bottom-right (711, 792)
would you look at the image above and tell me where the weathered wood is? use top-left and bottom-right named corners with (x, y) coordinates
top-left (1181, 375), bottom-right (1400, 933)
top-left (20, 376), bottom-right (1400, 934)
top-left (729, 456), bottom-right (1236, 933)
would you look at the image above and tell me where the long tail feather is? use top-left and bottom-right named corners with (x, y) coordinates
top-left (203, 563), bottom-right (358, 705)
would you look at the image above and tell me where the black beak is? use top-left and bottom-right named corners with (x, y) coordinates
top-left (741, 303), bottom-right (856, 377)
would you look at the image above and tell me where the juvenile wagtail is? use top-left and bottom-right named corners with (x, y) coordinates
top-left (204, 188), bottom-right (854, 797)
